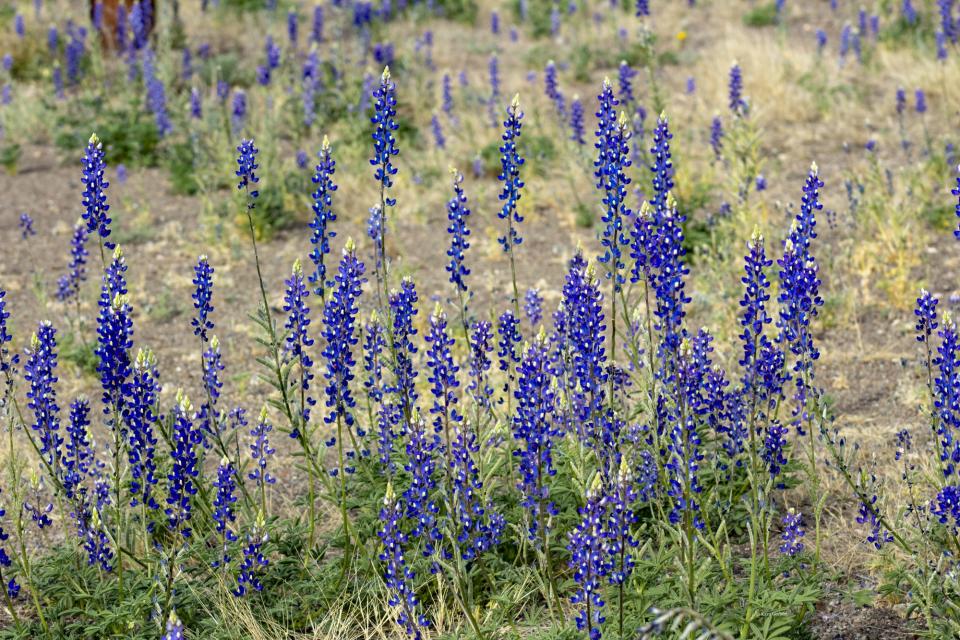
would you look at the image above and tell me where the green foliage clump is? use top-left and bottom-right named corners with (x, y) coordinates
top-left (742, 3), bottom-right (778, 28)
top-left (54, 97), bottom-right (162, 168)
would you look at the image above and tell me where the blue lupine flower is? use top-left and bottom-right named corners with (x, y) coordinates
top-left (430, 114), bottom-right (445, 149)
top-left (125, 348), bottom-right (160, 510)
top-left (665, 339), bottom-right (705, 530)
top-left (467, 320), bottom-right (495, 409)
top-left (636, 0), bottom-right (649, 16)
top-left (25, 323), bottom-right (64, 472)
top-left (524, 288), bottom-right (543, 327)
top-left (544, 60), bottom-right (565, 121)
top-left (441, 73), bottom-right (454, 119)
top-left (14, 15), bottom-right (24, 38)
top-left (648, 114), bottom-right (674, 214)
top-left (777, 164), bottom-right (824, 432)
top-left (779, 508), bottom-right (805, 555)
top-left (56, 220), bottom-right (89, 303)
top-left (606, 457), bottom-right (641, 585)
top-left (65, 23), bottom-right (86, 85)
top-left (513, 332), bottom-right (560, 541)
top-left (595, 80), bottom-right (632, 290)
top-left (166, 391), bottom-right (201, 538)
top-left (191, 256), bottom-right (215, 342)
top-left (48, 25), bottom-right (58, 55)
top-left (618, 61), bottom-right (636, 104)
top-left (570, 95), bottom-right (585, 145)
top-left (63, 397), bottom-right (92, 500)
top-left (249, 407), bottom-right (276, 489)
top-left (0, 496), bottom-right (20, 598)
top-left (196, 335), bottom-right (224, 448)
top-left (74, 473), bottom-right (113, 571)
top-left (933, 484), bottom-right (960, 531)
top-left (856, 488), bottom-right (893, 549)
top-left (362, 314), bottom-right (394, 473)
top-left (839, 24), bottom-right (851, 63)
top-left (939, 30), bottom-right (949, 60)
top-left (902, 0), bottom-right (917, 24)
top-left (371, 67), bottom-right (400, 210)
top-left (115, 4), bottom-right (128, 51)
top-left (935, 312), bottom-right (960, 475)
top-left (756, 174), bottom-right (767, 191)
top-left (368, 205), bottom-right (385, 272)
top-left (497, 310), bottom-right (522, 384)
top-left (234, 520), bottom-right (269, 596)
top-left (0, 489), bottom-right (19, 600)
top-left (686, 77), bottom-right (696, 94)
top-left (162, 613), bottom-right (184, 640)
top-left (96, 247), bottom-right (133, 428)
top-left (380, 485), bottom-right (428, 638)
top-left (445, 168), bottom-right (472, 295)
top-left (142, 49), bottom-right (172, 138)
top-left (816, 29), bottom-right (827, 52)
top-left (729, 63), bottom-right (746, 116)
top-left (562, 256), bottom-right (608, 434)
top-left (18, 213), bottom-right (35, 239)
top-left (653, 198), bottom-right (692, 385)
top-left (322, 241), bottom-right (365, 454)
top-left (550, 4), bottom-right (560, 35)
top-left (81, 133), bottom-right (112, 246)
top-left (312, 5), bottom-right (324, 43)
top-left (403, 409), bottom-right (440, 564)
top-left (568, 476), bottom-right (611, 640)
top-left (284, 260), bottom-right (315, 426)
top-left (710, 116), bottom-right (724, 159)
top-left (24, 488), bottom-right (53, 530)
top-left (0, 290), bottom-right (13, 381)
top-left (129, 2), bottom-right (151, 50)
top-left (426, 305), bottom-right (461, 440)
top-left (181, 47), bottom-right (192, 82)
top-left (236, 139), bottom-right (260, 205)
top-left (488, 55), bottom-right (501, 126)
top-left (309, 136), bottom-right (338, 298)
top-left (288, 9), bottom-right (299, 47)
top-left (212, 458), bottom-right (239, 567)
top-left (190, 87), bottom-right (202, 119)
top-left (738, 230), bottom-right (786, 434)
top-left (916, 289), bottom-right (939, 345)
top-left (231, 90), bottom-right (247, 133)
top-left (266, 35), bottom-right (281, 70)
top-left (496, 95), bottom-right (526, 253)
top-left (940, 0), bottom-right (956, 43)
top-left (762, 420), bottom-right (789, 481)
top-left (491, 10), bottom-right (500, 34)
top-left (299, 48), bottom-right (321, 112)
top-left (896, 87), bottom-right (907, 116)
top-left (374, 42), bottom-right (396, 67)
top-left (915, 88), bottom-right (927, 114)
top-left (52, 64), bottom-right (64, 100)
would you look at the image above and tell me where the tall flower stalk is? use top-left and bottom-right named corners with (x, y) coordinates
top-left (497, 95), bottom-right (526, 317)
top-left (309, 136), bottom-right (338, 300)
top-left (370, 67), bottom-right (399, 297)
top-left (594, 78), bottom-right (632, 388)
top-left (322, 240), bottom-right (366, 568)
